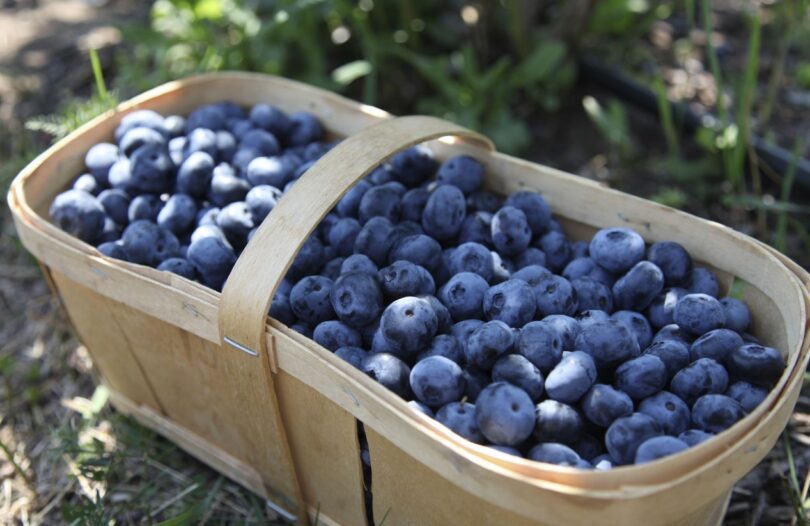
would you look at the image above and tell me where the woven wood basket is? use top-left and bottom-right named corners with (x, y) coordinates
top-left (8, 73), bottom-right (810, 526)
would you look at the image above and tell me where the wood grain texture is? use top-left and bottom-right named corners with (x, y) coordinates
top-left (365, 429), bottom-right (731, 526)
top-left (219, 116), bottom-right (493, 356)
top-left (8, 72), bottom-right (810, 526)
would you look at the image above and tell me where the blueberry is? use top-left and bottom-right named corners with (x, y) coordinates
top-left (209, 164), bottom-right (250, 206)
top-left (673, 293), bottom-right (726, 336)
top-left (652, 324), bottom-right (693, 346)
top-left (128, 144), bottom-right (174, 194)
top-left (157, 194), bottom-right (197, 236)
top-left (97, 241), bottom-right (127, 259)
top-left (605, 413), bottom-right (661, 465)
top-left (120, 126), bottom-right (166, 157)
top-left (216, 201), bottom-right (254, 250)
top-left (249, 104), bottom-right (291, 137)
top-left (380, 296), bottom-right (438, 354)
top-left (688, 267), bottom-right (721, 298)
top-left (245, 185), bottom-right (282, 223)
top-left (108, 158), bottom-right (134, 192)
top-left (337, 180), bottom-right (373, 218)
top-left (330, 272), bottom-right (384, 328)
top-left (184, 128), bottom-right (219, 159)
top-left (517, 320), bottom-right (564, 373)
top-left (726, 343), bottom-right (785, 387)
top-left (465, 320), bottom-right (515, 370)
top-left (726, 381), bottom-right (768, 412)
top-left (328, 218), bottom-right (361, 257)
top-left (285, 111), bottom-right (323, 146)
top-left (458, 211), bottom-right (493, 247)
top-left (646, 287), bottom-right (688, 329)
top-left (491, 206), bottom-right (531, 256)
top-left (531, 275), bottom-right (578, 317)
top-left (240, 129), bottom-right (281, 157)
top-left (186, 236), bottom-right (236, 289)
top-left (483, 279), bottom-right (536, 328)
top-left (581, 384), bottom-right (634, 428)
top-left (94, 189), bottom-right (129, 227)
top-left (73, 173), bottom-right (100, 195)
top-left (538, 230), bottom-right (571, 273)
top-left (571, 277), bottom-right (613, 313)
top-left (489, 251), bottom-right (513, 283)
top-left (448, 242), bottom-right (494, 281)
top-left (570, 241), bottom-right (590, 259)
top-left (527, 443), bottom-right (582, 466)
top-left (291, 322), bottom-right (312, 337)
top-left (545, 351), bottom-right (597, 404)
top-left (492, 354), bottom-right (545, 402)
top-left (720, 297), bottom-right (751, 334)
top-left (451, 319), bottom-right (484, 353)
top-left (214, 101), bottom-right (244, 119)
top-left (466, 189), bottom-right (502, 213)
top-left (366, 164), bottom-right (395, 185)
top-left (645, 241), bottom-right (693, 287)
top-left (635, 436), bottom-right (689, 464)
top-left (690, 328), bottom-right (743, 362)
top-left (321, 257), bottom-right (345, 281)
top-left (390, 146), bottom-right (438, 187)
top-left (589, 228), bottom-right (645, 274)
top-left (691, 394), bottom-right (746, 433)
top-left (678, 429), bottom-right (714, 446)
top-left (153, 256), bottom-right (194, 280)
top-left (335, 345), bottom-right (367, 370)
top-left (388, 234), bottom-right (442, 272)
top-left (420, 294), bottom-right (453, 335)
top-left (504, 191), bottom-right (551, 235)
top-left (475, 382), bottom-right (536, 446)
top-left (246, 156), bottom-right (296, 188)
top-left (533, 399), bottom-right (583, 444)
top-left (489, 445), bottom-right (522, 457)
top-left (269, 293), bottom-right (296, 325)
top-left (85, 143), bottom-right (119, 185)
top-left (197, 206), bottom-right (219, 226)
top-left (399, 187), bottom-right (431, 223)
top-left (121, 220), bottom-right (180, 267)
top-left (407, 400), bottom-right (434, 418)
top-left (164, 115), bottom-right (186, 137)
top-left (371, 328), bottom-right (408, 360)
top-left (615, 355), bottom-right (668, 400)
top-left (127, 195), bottom-right (162, 223)
top-left (174, 151), bottom-right (213, 198)
top-left (572, 433), bottom-right (605, 462)
top-left (611, 311), bottom-right (653, 350)
top-left (574, 319), bottom-right (640, 373)
top-left (97, 217), bottom-right (121, 244)
top-left (341, 254), bottom-right (378, 276)
top-left (422, 184), bottom-right (466, 240)
top-left (290, 276), bottom-right (335, 325)
top-left (228, 118), bottom-right (253, 139)
top-left (359, 183), bottom-right (402, 223)
top-left (611, 261), bottom-right (664, 311)
top-left (513, 248), bottom-right (547, 270)
top-left (638, 391), bottom-right (690, 435)
top-left (576, 309), bottom-right (611, 329)
top-left (50, 190), bottom-right (105, 243)
top-left (511, 265), bottom-right (551, 290)
top-left (643, 340), bottom-right (690, 378)
top-left (362, 353), bottom-right (412, 398)
top-left (409, 356), bottom-right (465, 408)
top-left (418, 334), bottom-right (465, 365)
top-left (301, 141), bottom-right (333, 161)
top-left (313, 320), bottom-right (362, 351)
top-left (562, 257), bottom-right (615, 287)
top-left (354, 217), bottom-right (395, 266)
top-left (185, 105), bottom-right (226, 132)
top-left (436, 401), bottom-right (484, 443)
top-left (389, 221), bottom-right (425, 246)
top-left (440, 272), bottom-right (489, 320)
top-left (116, 110), bottom-right (167, 142)
top-left (670, 358), bottom-right (729, 405)
top-left (288, 235), bottom-right (325, 280)
top-left (190, 225), bottom-right (229, 246)
top-left (168, 137), bottom-right (187, 165)
top-left (542, 315), bottom-right (580, 353)
top-left (462, 368), bottom-right (489, 403)
top-left (379, 261), bottom-right (435, 299)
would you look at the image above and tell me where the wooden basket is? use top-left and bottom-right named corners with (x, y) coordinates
top-left (8, 73), bottom-right (810, 526)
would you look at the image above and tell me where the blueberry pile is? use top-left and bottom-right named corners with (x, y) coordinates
top-left (50, 102), bottom-right (786, 469)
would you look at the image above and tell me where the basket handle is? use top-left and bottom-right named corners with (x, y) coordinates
top-left (219, 115), bottom-right (495, 356)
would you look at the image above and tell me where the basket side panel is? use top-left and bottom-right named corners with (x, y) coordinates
top-left (48, 274), bottom-right (305, 519)
top-left (276, 372), bottom-right (367, 526)
top-left (50, 270), bottom-right (163, 411)
top-left (366, 429), bottom-right (730, 526)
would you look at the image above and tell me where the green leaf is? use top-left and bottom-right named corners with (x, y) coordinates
top-left (510, 41), bottom-right (567, 88)
top-left (332, 60), bottom-right (372, 86)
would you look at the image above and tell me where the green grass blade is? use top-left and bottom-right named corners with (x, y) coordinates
top-left (701, 0), bottom-right (726, 125)
top-left (89, 48), bottom-right (109, 101)
top-left (653, 73), bottom-right (680, 158)
top-left (775, 139), bottom-right (804, 252)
